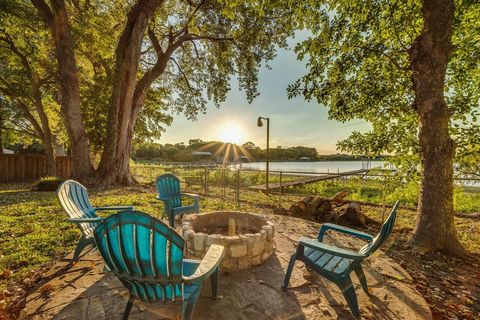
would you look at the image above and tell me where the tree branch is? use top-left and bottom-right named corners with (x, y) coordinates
top-left (186, 0), bottom-right (207, 25)
top-left (16, 101), bottom-right (44, 138)
top-left (30, 0), bottom-right (53, 26)
top-left (140, 45), bottom-right (154, 55)
top-left (190, 40), bottom-right (202, 60)
top-left (13, 124), bottom-right (39, 138)
top-left (0, 32), bottom-right (33, 77)
top-left (0, 85), bottom-right (44, 138)
top-left (170, 57), bottom-right (192, 90)
top-left (148, 28), bottom-right (164, 55)
top-left (354, 45), bottom-right (408, 71)
top-left (188, 33), bottom-right (233, 42)
top-left (388, 3), bottom-right (409, 52)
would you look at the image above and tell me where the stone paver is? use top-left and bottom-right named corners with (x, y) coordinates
top-left (21, 214), bottom-right (432, 320)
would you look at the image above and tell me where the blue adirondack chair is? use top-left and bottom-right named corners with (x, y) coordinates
top-left (155, 174), bottom-right (200, 227)
top-left (93, 210), bottom-right (225, 320)
top-left (282, 201), bottom-right (400, 319)
top-left (57, 180), bottom-right (134, 262)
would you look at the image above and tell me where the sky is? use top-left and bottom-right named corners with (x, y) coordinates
top-left (160, 33), bottom-right (371, 154)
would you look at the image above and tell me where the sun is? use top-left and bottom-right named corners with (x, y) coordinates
top-left (218, 122), bottom-right (244, 144)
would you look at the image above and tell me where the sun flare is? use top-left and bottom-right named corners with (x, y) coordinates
top-left (218, 122), bottom-right (244, 144)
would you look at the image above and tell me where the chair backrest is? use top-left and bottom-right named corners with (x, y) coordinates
top-left (359, 200), bottom-right (400, 256)
top-left (155, 174), bottom-right (182, 208)
top-left (57, 179), bottom-right (96, 235)
top-left (93, 210), bottom-right (186, 302)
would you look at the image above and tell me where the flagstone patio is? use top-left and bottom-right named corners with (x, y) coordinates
top-left (21, 214), bottom-right (432, 320)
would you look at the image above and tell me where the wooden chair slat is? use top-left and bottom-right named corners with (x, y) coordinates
top-left (57, 179), bottom-right (133, 262)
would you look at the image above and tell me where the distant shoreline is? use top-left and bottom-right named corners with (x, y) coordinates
top-left (250, 159), bottom-right (385, 162)
top-left (134, 159), bottom-right (387, 164)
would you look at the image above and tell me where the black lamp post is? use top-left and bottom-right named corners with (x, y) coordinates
top-left (257, 116), bottom-right (270, 192)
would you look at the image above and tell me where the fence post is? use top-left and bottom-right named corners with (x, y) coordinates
top-left (222, 167), bottom-right (226, 201)
top-left (236, 168), bottom-right (240, 208)
top-left (204, 167), bottom-right (208, 196)
top-left (278, 171), bottom-right (283, 207)
top-left (382, 173), bottom-right (387, 222)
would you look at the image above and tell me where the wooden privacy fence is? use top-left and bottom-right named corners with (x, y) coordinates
top-left (0, 154), bottom-right (72, 182)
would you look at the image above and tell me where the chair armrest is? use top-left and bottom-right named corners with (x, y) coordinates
top-left (155, 195), bottom-right (170, 202)
top-left (181, 193), bottom-right (199, 199)
top-left (317, 223), bottom-right (373, 242)
top-left (299, 237), bottom-right (365, 261)
top-left (183, 244), bottom-right (224, 284)
top-left (94, 206), bottom-right (134, 211)
top-left (181, 193), bottom-right (199, 207)
top-left (68, 217), bottom-right (104, 224)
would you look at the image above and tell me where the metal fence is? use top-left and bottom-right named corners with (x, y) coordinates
top-left (130, 163), bottom-right (479, 214)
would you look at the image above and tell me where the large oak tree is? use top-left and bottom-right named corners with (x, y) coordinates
top-left (29, 0), bottom-right (295, 184)
top-left (289, 0), bottom-right (480, 254)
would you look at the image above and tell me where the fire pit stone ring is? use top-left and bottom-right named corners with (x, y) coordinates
top-left (182, 211), bottom-right (275, 271)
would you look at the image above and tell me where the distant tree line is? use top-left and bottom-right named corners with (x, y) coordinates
top-left (132, 139), bottom-right (378, 162)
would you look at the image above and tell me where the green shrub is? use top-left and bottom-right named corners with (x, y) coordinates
top-left (358, 186), bottom-right (383, 200)
top-left (454, 187), bottom-right (480, 213)
top-left (34, 176), bottom-right (64, 192)
top-left (385, 180), bottom-right (420, 206)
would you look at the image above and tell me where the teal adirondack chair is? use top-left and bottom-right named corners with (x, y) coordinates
top-left (56, 180), bottom-right (134, 262)
top-left (282, 201), bottom-right (400, 319)
top-left (155, 174), bottom-right (200, 227)
top-left (93, 210), bottom-right (225, 320)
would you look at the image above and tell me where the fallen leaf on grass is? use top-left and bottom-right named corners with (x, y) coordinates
top-left (0, 269), bottom-right (12, 280)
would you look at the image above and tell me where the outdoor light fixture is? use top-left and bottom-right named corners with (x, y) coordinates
top-left (257, 117), bottom-right (264, 127)
top-left (257, 116), bottom-right (270, 193)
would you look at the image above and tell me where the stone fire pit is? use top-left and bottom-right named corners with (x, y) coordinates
top-left (182, 211), bottom-right (275, 271)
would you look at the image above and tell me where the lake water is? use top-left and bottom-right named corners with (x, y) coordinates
top-left (239, 161), bottom-right (388, 173)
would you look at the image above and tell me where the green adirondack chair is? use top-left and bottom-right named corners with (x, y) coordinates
top-left (155, 174), bottom-right (200, 227)
top-left (56, 179), bottom-right (134, 262)
top-left (93, 210), bottom-right (225, 320)
top-left (282, 201), bottom-right (400, 319)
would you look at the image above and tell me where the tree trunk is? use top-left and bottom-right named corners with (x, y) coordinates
top-left (0, 109), bottom-right (3, 154)
top-left (31, 76), bottom-right (56, 176)
top-left (32, 0), bottom-right (95, 180)
top-left (50, 0), bottom-right (94, 180)
top-left (408, 0), bottom-right (465, 254)
top-left (97, 0), bottom-right (163, 185)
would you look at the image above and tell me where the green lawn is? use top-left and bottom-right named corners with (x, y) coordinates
top-left (1, 181), bottom-right (479, 291)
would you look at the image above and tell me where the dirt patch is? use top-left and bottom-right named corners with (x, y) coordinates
top-left (385, 235), bottom-right (480, 320)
